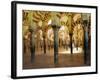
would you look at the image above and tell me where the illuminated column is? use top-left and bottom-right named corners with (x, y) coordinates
top-left (28, 11), bottom-right (36, 63)
top-left (43, 28), bottom-right (46, 54)
top-left (68, 13), bottom-right (73, 54)
top-left (38, 19), bottom-right (47, 54)
top-left (42, 23), bottom-right (47, 54)
top-left (60, 13), bottom-right (68, 49)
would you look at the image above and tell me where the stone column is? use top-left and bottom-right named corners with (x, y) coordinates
top-left (51, 12), bottom-right (60, 64)
top-left (82, 13), bottom-right (90, 64)
top-left (69, 33), bottom-right (73, 54)
top-left (68, 13), bottom-right (73, 54)
top-left (28, 11), bottom-right (36, 63)
top-left (30, 30), bottom-right (35, 63)
top-left (43, 31), bottom-right (46, 54)
top-left (52, 25), bottom-right (60, 64)
top-left (83, 21), bottom-right (88, 64)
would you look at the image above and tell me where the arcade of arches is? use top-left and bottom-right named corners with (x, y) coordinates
top-left (23, 10), bottom-right (91, 69)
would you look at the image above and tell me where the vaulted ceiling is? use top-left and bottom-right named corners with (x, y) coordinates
top-left (23, 10), bottom-right (82, 27)
top-left (22, 10), bottom-right (90, 32)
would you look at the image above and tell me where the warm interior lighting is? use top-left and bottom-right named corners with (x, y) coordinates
top-left (59, 47), bottom-right (83, 54)
top-left (48, 19), bottom-right (52, 25)
top-left (38, 20), bottom-right (42, 27)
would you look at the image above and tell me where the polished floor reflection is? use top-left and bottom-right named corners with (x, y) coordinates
top-left (23, 47), bottom-right (90, 69)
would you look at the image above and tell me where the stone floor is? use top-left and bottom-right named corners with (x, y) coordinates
top-left (23, 47), bottom-right (90, 69)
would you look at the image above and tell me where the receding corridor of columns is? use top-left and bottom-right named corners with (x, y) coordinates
top-left (22, 11), bottom-right (91, 69)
